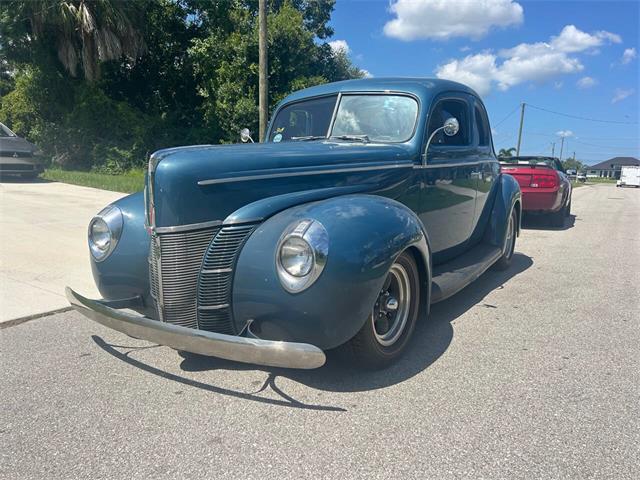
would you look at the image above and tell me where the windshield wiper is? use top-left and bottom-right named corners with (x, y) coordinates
top-left (329, 134), bottom-right (370, 143)
top-left (291, 135), bottom-right (325, 141)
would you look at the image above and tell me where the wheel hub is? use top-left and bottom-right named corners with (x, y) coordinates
top-left (372, 263), bottom-right (411, 347)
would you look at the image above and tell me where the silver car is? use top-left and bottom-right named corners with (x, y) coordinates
top-left (0, 122), bottom-right (44, 178)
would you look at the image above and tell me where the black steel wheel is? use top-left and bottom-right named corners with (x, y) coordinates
top-left (349, 251), bottom-right (420, 369)
top-left (492, 208), bottom-right (517, 271)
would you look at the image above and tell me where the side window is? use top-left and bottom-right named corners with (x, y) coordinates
top-left (427, 99), bottom-right (470, 146)
top-left (475, 103), bottom-right (490, 146)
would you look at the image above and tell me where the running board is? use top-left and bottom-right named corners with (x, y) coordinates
top-left (431, 244), bottom-right (502, 304)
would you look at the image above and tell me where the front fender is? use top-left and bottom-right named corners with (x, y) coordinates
top-left (485, 173), bottom-right (521, 247)
top-left (232, 194), bottom-right (430, 350)
top-left (90, 192), bottom-right (152, 315)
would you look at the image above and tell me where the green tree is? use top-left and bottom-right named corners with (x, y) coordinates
top-left (0, 0), bottom-right (366, 170)
top-left (498, 147), bottom-right (517, 158)
top-left (0, 0), bottom-right (146, 81)
top-left (189, 0), bottom-right (366, 142)
top-left (562, 157), bottom-right (585, 172)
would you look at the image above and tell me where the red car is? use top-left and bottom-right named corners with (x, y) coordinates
top-left (500, 156), bottom-right (572, 227)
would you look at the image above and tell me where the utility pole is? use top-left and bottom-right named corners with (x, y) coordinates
top-left (551, 142), bottom-right (555, 157)
top-left (258, 0), bottom-right (268, 142)
top-left (559, 136), bottom-right (565, 161)
top-left (516, 102), bottom-right (525, 156)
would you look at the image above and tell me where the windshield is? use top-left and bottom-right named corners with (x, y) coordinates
top-left (502, 157), bottom-right (558, 169)
top-left (269, 94), bottom-right (418, 143)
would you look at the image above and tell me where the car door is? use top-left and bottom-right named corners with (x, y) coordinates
top-left (417, 94), bottom-right (478, 263)
top-left (469, 97), bottom-right (499, 239)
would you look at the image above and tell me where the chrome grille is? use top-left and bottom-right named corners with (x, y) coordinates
top-left (197, 224), bottom-right (257, 334)
top-left (149, 228), bottom-right (219, 328)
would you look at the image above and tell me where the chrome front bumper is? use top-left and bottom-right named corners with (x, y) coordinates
top-left (65, 287), bottom-right (326, 369)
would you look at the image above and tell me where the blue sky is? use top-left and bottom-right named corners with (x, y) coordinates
top-left (328, 0), bottom-right (639, 164)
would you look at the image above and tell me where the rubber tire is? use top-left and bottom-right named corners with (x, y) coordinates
top-left (565, 199), bottom-right (571, 217)
top-left (549, 204), bottom-right (566, 227)
top-left (348, 251), bottom-right (420, 370)
top-left (492, 208), bottom-right (517, 271)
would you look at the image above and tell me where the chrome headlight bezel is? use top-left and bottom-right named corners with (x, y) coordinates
top-left (276, 219), bottom-right (329, 293)
top-left (88, 205), bottom-right (123, 262)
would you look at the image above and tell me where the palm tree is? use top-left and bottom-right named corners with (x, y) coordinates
top-left (498, 147), bottom-right (517, 158)
top-left (13, 0), bottom-right (145, 81)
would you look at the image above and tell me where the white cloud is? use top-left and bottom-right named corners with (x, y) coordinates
top-left (361, 69), bottom-right (373, 78)
top-left (577, 76), bottom-right (597, 88)
top-left (621, 47), bottom-right (637, 64)
top-left (556, 130), bottom-right (573, 138)
top-left (435, 25), bottom-right (620, 95)
top-left (550, 25), bottom-right (620, 53)
top-left (611, 88), bottom-right (635, 104)
top-left (328, 40), bottom-right (350, 54)
top-left (435, 52), bottom-right (498, 96)
top-left (384, 0), bottom-right (523, 41)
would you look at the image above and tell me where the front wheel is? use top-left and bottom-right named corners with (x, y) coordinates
top-left (492, 208), bottom-right (517, 271)
top-left (349, 251), bottom-right (420, 369)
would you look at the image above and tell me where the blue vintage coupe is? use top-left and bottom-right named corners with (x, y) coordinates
top-left (67, 78), bottom-right (521, 370)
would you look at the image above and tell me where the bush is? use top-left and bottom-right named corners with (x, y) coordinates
top-left (0, 68), bottom-right (155, 172)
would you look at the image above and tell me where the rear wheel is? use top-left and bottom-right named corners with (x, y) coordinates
top-left (549, 203), bottom-right (566, 227)
top-left (349, 251), bottom-right (420, 369)
top-left (565, 199), bottom-right (571, 217)
top-left (492, 208), bottom-right (517, 271)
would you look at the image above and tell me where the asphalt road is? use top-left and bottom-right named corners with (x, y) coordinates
top-left (0, 179), bottom-right (124, 322)
top-left (1, 183), bottom-right (638, 479)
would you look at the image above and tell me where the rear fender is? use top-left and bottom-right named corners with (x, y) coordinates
top-left (232, 194), bottom-right (431, 350)
top-left (485, 173), bottom-right (521, 247)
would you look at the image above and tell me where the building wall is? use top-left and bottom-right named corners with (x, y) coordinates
top-left (587, 169), bottom-right (618, 178)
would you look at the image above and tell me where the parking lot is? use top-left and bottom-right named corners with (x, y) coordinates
top-left (1, 183), bottom-right (639, 479)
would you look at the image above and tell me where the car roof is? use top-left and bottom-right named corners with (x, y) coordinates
top-left (278, 77), bottom-right (479, 106)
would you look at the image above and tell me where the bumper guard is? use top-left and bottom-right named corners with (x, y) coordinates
top-left (66, 287), bottom-right (326, 369)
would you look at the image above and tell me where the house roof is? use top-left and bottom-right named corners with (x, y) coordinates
top-left (587, 157), bottom-right (640, 170)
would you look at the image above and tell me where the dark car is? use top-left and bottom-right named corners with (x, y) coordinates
top-left (67, 78), bottom-right (521, 370)
top-left (0, 122), bottom-right (44, 178)
top-left (500, 156), bottom-right (572, 227)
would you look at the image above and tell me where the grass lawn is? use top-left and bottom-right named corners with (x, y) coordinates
top-left (42, 169), bottom-right (145, 193)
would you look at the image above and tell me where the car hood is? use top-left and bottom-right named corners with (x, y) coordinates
top-left (150, 140), bottom-right (416, 228)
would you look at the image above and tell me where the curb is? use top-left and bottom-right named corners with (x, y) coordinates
top-left (0, 307), bottom-right (74, 330)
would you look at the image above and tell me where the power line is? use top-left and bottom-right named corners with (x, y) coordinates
top-left (492, 105), bottom-right (521, 128)
top-left (526, 103), bottom-right (638, 125)
top-left (570, 139), bottom-right (639, 151)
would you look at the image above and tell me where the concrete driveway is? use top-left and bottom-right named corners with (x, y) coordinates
top-left (1, 183), bottom-right (638, 479)
top-left (0, 179), bottom-right (125, 322)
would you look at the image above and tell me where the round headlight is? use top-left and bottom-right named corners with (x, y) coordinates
top-left (90, 218), bottom-right (111, 255)
top-left (88, 205), bottom-right (123, 262)
top-left (279, 236), bottom-right (314, 277)
top-left (276, 219), bottom-right (328, 293)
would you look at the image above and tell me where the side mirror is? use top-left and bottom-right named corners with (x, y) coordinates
top-left (240, 128), bottom-right (254, 143)
top-left (422, 116), bottom-right (460, 166)
top-left (443, 117), bottom-right (459, 137)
